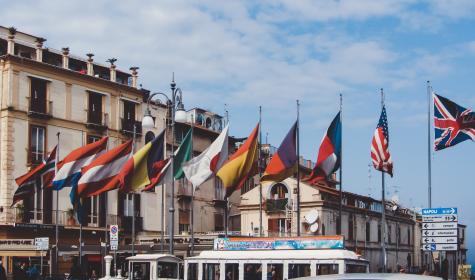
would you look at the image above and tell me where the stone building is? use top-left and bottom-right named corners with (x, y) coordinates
top-left (0, 26), bottom-right (238, 276)
top-left (239, 175), bottom-right (418, 273)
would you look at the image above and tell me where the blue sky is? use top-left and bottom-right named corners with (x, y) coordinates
top-left (2, 0), bottom-right (475, 270)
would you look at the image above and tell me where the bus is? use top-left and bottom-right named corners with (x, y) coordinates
top-left (184, 237), bottom-right (369, 280)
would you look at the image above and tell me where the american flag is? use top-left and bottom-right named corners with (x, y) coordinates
top-left (371, 106), bottom-right (393, 176)
top-left (434, 93), bottom-right (475, 151)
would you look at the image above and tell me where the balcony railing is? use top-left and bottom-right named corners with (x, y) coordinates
top-left (265, 198), bottom-right (288, 212)
top-left (2, 207), bottom-right (119, 229)
top-left (120, 118), bottom-right (142, 137)
top-left (86, 111), bottom-right (108, 131)
top-left (27, 98), bottom-right (52, 119)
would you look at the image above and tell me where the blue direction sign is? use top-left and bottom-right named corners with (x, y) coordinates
top-left (422, 208), bottom-right (457, 215)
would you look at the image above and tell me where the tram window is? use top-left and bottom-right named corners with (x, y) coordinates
top-left (266, 264), bottom-right (283, 280)
top-left (158, 262), bottom-right (178, 278)
top-left (131, 262), bottom-right (150, 280)
top-left (288, 264), bottom-right (311, 279)
top-left (225, 263), bottom-right (239, 280)
top-left (346, 264), bottom-right (367, 273)
top-left (244, 263), bottom-right (262, 280)
top-left (316, 264), bottom-right (338, 275)
top-left (203, 263), bottom-right (220, 280)
top-left (188, 263), bottom-right (198, 280)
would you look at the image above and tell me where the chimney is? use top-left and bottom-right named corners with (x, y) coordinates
top-left (107, 58), bottom-right (117, 82)
top-left (86, 53), bottom-right (94, 76)
top-left (130, 67), bottom-right (139, 88)
top-left (7, 27), bottom-right (16, 55)
top-left (35, 37), bottom-right (46, 62)
top-left (62, 47), bottom-right (70, 69)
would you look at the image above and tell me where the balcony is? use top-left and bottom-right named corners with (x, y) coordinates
top-left (86, 111), bottom-right (108, 132)
top-left (27, 98), bottom-right (52, 119)
top-left (177, 184), bottom-right (193, 201)
top-left (120, 118), bottom-right (142, 137)
top-left (265, 198), bottom-right (288, 213)
top-left (119, 215), bottom-right (143, 232)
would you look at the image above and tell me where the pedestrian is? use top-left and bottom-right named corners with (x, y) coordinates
top-left (27, 264), bottom-right (39, 280)
top-left (0, 260), bottom-right (7, 280)
top-left (89, 269), bottom-right (98, 280)
top-left (69, 258), bottom-right (82, 280)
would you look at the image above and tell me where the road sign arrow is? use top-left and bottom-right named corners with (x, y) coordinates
top-left (424, 231), bottom-right (430, 236)
top-left (425, 245), bottom-right (430, 250)
top-left (451, 215), bottom-right (456, 221)
top-left (424, 224), bottom-right (429, 229)
top-left (450, 208), bottom-right (455, 214)
top-left (424, 238), bottom-right (429, 243)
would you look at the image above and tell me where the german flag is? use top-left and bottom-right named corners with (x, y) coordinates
top-left (217, 123), bottom-right (259, 197)
top-left (119, 130), bottom-right (166, 193)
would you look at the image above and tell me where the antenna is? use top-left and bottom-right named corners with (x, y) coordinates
top-left (367, 163), bottom-right (372, 197)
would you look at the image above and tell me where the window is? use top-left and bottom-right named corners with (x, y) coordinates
top-left (87, 135), bottom-right (101, 144)
top-left (202, 263), bottom-right (220, 280)
top-left (407, 228), bottom-right (411, 245)
top-left (215, 178), bottom-right (224, 200)
top-left (270, 183), bottom-right (288, 199)
top-left (121, 100), bottom-right (137, 132)
top-left (214, 213), bottom-right (224, 231)
top-left (241, 177), bottom-right (255, 194)
top-left (29, 125), bottom-right (45, 164)
top-left (321, 223), bottom-right (326, 235)
top-left (266, 264), bottom-right (282, 280)
top-left (157, 262), bottom-right (178, 279)
top-left (288, 264), bottom-right (311, 279)
top-left (179, 223), bottom-right (189, 234)
top-left (87, 91), bottom-right (103, 124)
top-left (348, 215), bottom-right (354, 241)
top-left (397, 226), bottom-right (401, 245)
top-left (225, 263), bottom-right (239, 280)
top-left (388, 225), bottom-right (392, 244)
top-left (366, 222), bottom-right (371, 242)
top-left (316, 264), bottom-right (338, 275)
top-left (84, 195), bottom-right (99, 226)
top-left (131, 262), bottom-right (150, 280)
top-left (378, 224), bottom-right (381, 243)
top-left (30, 78), bottom-right (47, 113)
top-left (187, 263), bottom-right (198, 280)
top-left (346, 264), bottom-right (367, 273)
top-left (123, 193), bottom-right (140, 217)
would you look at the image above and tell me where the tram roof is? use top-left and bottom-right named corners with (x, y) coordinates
top-left (188, 249), bottom-right (366, 261)
top-left (127, 254), bottom-right (182, 262)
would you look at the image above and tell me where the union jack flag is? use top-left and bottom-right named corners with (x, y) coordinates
top-left (434, 93), bottom-right (475, 151)
top-left (371, 106), bottom-right (393, 176)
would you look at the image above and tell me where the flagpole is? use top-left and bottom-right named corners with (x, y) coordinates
top-left (161, 118), bottom-right (166, 253)
top-left (54, 132), bottom-right (60, 276)
top-left (296, 100), bottom-right (301, 237)
top-left (338, 93), bottom-right (343, 235)
top-left (190, 113), bottom-right (195, 255)
top-left (79, 133), bottom-right (84, 270)
top-left (131, 124), bottom-right (137, 256)
top-left (258, 106), bottom-right (263, 237)
top-left (427, 81), bottom-right (432, 208)
top-left (380, 88), bottom-right (387, 273)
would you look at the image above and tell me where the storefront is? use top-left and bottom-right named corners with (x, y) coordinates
top-left (0, 239), bottom-right (48, 275)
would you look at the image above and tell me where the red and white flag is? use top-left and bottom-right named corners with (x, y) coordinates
top-left (371, 106), bottom-right (393, 176)
top-left (77, 140), bottom-right (132, 197)
top-left (182, 124), bottom-right (229, 188)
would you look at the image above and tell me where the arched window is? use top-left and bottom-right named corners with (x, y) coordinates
top-left (270, 183), bottom-right (288, 199)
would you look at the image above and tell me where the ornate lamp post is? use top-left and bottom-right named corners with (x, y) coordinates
top-left (142, 77), bottom-right (186, 255)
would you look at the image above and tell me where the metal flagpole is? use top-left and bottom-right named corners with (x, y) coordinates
top-left (225, 198), bottom-right (229, 237)
top-left (296, 100), bottom-right (301, 236)
top-left (258, 106), bottom-right (263, 237)
top-left (338, 94), bottom-right (343, 235)
top-left (79, 223), bottom-right (83, 268)
top-left (427, 81), bottom-right (432, 208)
top-left (131, 124), bottom-right (137, 256)
top-left (380, 88), bottom-right (387, 273)
top-left (54, 132), bottom-right (60, 276)
top-left (161, 182), bottom-right (165, 252)
top-left (190, 114), bottom-right (195, 255)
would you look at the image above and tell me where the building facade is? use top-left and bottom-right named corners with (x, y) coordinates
top-left (0, 26), bottom-right (239, 276)
top-left (239, 177), bottom-right (418, 273)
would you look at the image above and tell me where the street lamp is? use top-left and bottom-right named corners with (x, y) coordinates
top-left (142, 77), bottom-right (186, 255)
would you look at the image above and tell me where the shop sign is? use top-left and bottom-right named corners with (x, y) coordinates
top-left (0, 239), bottom-right (36, 250)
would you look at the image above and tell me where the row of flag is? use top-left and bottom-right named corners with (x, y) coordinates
top-left (11, 93), bottom-right (474, 220)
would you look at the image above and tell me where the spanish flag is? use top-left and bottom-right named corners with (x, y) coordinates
top-left (217, 123), bottom-right (259, 197)
top-left (119, 130), bottom-right (166, 193)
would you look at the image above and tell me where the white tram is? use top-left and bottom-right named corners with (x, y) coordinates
top-left (184, 237), bottom-right (369, 280)
top-left (126, 254), bottom-right (183, 280)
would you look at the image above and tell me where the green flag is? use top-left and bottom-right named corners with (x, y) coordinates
top-left (173, 128), bottom-right (193, 179)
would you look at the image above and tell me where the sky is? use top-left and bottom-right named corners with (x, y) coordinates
top-left (1, 0), bottom-right (475, 270)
